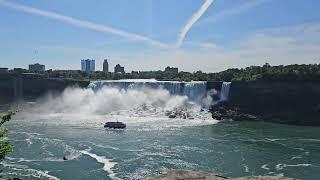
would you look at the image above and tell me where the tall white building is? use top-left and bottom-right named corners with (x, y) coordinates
top-left (81, 59), bottom-right (95, 72)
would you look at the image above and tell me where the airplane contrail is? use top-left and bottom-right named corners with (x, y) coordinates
top-left (176, 0), bottom-right (215, 48)
top-left (0, 0), bottom-right (168, 48)
top-left (198, 0), bottom-right (272, 26)
top-left (0, 0), bottom-right (214, 49)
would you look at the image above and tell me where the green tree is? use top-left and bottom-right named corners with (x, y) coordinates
top-left (0, 111), bottom-right (15, 160)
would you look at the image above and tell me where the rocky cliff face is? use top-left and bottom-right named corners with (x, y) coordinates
top-left (209, 81), bottom-right (320, 126)
top-left (22, 77), bottom-right (89, 97)
top-left (0, 75), bottom-right (89, 102)
top-left (229, 81), bottom-right (320, 112)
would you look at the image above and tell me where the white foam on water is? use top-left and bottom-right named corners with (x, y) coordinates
top-left (293, 147), bottom-right (305, 151)
top-left (62, 143), bottom-right (83, 161)
top-left (290, 155), bottom-right (303, 160)
top-left (7, 156), bottom-right (65, 163)
top-left (0, 161), bottom-right (59, 179)
top-left (8, 131), bottom-right (82, 162)
top-left (243, 164), bottom-right (249, 172)
top-left (261, 164), bottom-right (270, 170)
top-left (275, 173), bottom-right (284, 177)
top-left (79, 150), bottom-right (119, 179)
top-left (276, 163), bottom-right (313, 171)
top-left (265, 138), bottom-right (287, 142)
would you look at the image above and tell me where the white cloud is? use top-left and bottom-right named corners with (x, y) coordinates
top-left (12, 23), bottom-right (318, 72)
top-left (124, 23), bottom-right (320, 72)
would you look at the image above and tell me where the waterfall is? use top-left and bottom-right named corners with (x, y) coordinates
top-left (220, 82), bottom-right (231, 101)
top-left (88, 79), bottom-right (207, 102)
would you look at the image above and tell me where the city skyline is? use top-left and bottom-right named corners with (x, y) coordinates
top-left (1, 0), bottom-right (320, 72)
top-left (7, 59), bottom-right (176, 73)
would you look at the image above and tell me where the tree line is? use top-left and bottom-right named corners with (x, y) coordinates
top-left (20, 63), bottom-right (320, 82)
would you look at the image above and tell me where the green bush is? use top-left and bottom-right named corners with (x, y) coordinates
top-left (0, 111), bottom-right (15, 161)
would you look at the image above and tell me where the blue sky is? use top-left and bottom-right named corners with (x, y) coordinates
top-left (0, 0), bottom-right (320, 72)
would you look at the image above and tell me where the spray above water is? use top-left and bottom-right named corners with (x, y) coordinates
top-left (19, 80), bottom-right (218, 128)
top-left (35, 86), bottom-right (188, 115)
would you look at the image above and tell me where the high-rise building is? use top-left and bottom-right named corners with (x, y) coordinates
top-left (29, 63), bottom-right (45, 72)
top-left (81, 59), bottom-right (95, 72)
top-left (91, 60), bottom-right (95, 71)
top-left (114, 64), bottom-right (125, 74)
top-left (103, 59), bottom-right (109, 73)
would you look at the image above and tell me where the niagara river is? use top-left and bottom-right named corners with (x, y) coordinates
top-left (1, 80), bottom-right (319, 179)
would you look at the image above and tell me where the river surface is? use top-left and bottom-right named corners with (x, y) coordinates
top-left (0, 82), bottom-right (320, 179)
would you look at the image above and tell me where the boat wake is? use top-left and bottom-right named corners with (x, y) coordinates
top-left (80, 149), bottom-right (119, 179)
top-left (5, 131), bottom-right (120, 179)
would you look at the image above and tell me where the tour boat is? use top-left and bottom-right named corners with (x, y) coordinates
top-left (104, 121), bottom-right (126, 129)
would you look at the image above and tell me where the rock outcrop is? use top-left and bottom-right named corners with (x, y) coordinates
top-left (148, 170), bottom-right (228, 180)
top-left (149, 170), bottom-right (293, 180)
top-left (210, 102), bottom-right (258, 122)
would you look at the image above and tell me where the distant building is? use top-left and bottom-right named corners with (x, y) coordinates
top-left (13, 68), bottom-right (27, 74)
top-left (114, 64), bottom-right (125, 74)
top-left (29, 63), bottom-right (45, 72)
top-left (22, 73), bottom-right (44, 78)
top-left (103, 59), bottom-right (109, 73)
top-left (0, 68), bottom-right (8, 73)
top-left (165, 66), bottom-right (178, 73)
top-left (50, 70), bottom-right (81, 79)
top-left (81, 59), bottom-right (95, 72)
